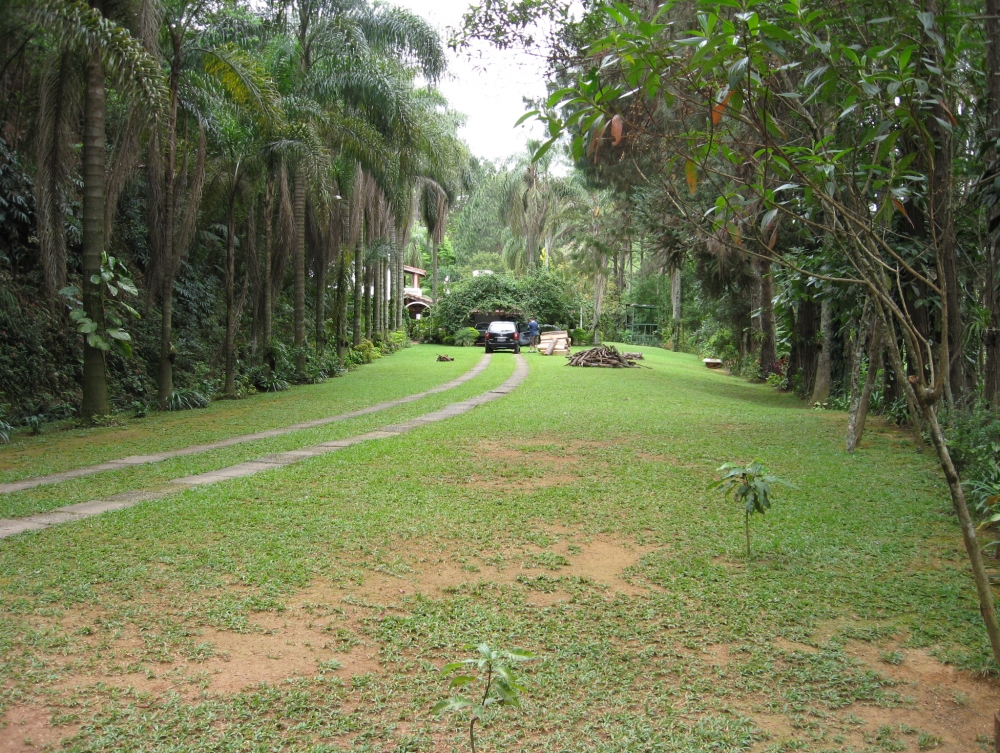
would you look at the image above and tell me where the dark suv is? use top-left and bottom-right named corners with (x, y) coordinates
top-left (484, 321), bottom-right (521, 353)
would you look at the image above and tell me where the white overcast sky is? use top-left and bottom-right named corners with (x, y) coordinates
top-left (389, 0), bottom-right (554, 165)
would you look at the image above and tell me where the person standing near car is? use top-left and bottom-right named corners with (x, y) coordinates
top-left (528, 317), bottom-right (539, 352)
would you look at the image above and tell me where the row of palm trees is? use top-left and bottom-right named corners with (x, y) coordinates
top-left (4, 0), bottom-right (471, 418)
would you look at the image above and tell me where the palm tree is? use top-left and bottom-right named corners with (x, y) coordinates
top-left (29, 0), bottom-right (164, 419)
top-left (148, 1), bottom-right (279, 407)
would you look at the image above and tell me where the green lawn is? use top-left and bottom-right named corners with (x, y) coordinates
top-left (0, 346), bottom-right (997, 752)
top-left (0, 344), bottom-right (485, 484)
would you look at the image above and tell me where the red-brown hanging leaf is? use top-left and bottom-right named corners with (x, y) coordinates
top-left (711, 91), bottom-right (732, 126)
top-left (937, 98), bottom-right (957, 126)
top-left (767, 223), bottom-right (778, 250)
top-left (685, 160), bottom-right (698, 195)
top-left (891, 197), bottom-right (914, 227)
top-left (611, 114), bottom-right (623, 145)
top-left (591, 119), bottom-right (610, 163)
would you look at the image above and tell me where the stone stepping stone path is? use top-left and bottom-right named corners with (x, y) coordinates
top-left (0, 354), bottom-right (494, 495)
top-left (0, 356), bottom-right (528, 540)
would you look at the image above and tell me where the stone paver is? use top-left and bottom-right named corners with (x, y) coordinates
top-left (0, 355), bottom-right (528, 540)
top-left (0, 355), bottom-right (493, 495)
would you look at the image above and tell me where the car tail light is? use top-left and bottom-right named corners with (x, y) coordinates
top-left (485, 332), bottom-right (490, 340)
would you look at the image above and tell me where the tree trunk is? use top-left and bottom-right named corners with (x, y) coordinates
top-left (353, 242), bottom-right (363, 346)
top-left (263, 176), bottom-right (274, 377)
top-left (983, 0), bottom-right (1000, 406)
top-left (431, 239), bottom-right (438, 302)
top-left (364, 262), bottom-right (372, 341)
top-left (156, 57), bottom-right (181, 410)
top-left (811, 298), bottom-right (833, 405)
top-left (223, 197), bottom-right (237, 397)
top-left (80, 54), bottom-right (109, 420)
top-left (315, 248), bottom-right (327, 356)
top-left (847, 326), bottom-right (883, 452)
top-left (293, 162), bottom-right (306, 379)
top-left (924, 404), bottom-right (1000, 664)
top-left (670, 266), bottom-right (681, 351)
top-left (757, 258), bottom-right (777, 374)
top-left (334, 249), bottom-right (348, 362)
top-left (592, 264), bottom-right (607, 345)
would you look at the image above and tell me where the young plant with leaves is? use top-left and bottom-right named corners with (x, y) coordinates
top-left (432, 644), bottom-right (535, 753)
top-left (59, 253), bottom-right (140, 358)
top-left (709, 461), bottom-right (786, 559)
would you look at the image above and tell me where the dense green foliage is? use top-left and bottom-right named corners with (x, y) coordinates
top-left (0, 0), bottom-right (473, 427)
top-left (419, 271), bottom-right (574, 340)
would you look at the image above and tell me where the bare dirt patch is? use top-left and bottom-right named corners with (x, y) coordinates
top-left (0, 705), bottom-right (77, 753)
top-left (4, 528), bottom-right (658, 737)
top-left (839, 640), bottom-right (1000, 751)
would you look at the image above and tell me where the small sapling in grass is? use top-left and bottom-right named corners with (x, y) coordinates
top-left (709, 461), bottom-right (790, 558)
top-left (432, 644), bottom-right (535, 753)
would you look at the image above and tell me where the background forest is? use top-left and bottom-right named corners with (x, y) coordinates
top-left (4, 0), bottom-right (1000, 477)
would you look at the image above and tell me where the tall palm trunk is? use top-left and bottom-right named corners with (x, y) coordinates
top-left (81, 53), bottom-right (109, 419)
top-left (157, 52), bottom-right (182, 409)
top-left (263, 175), bottom-right (275, 376)
top-left (334, 249), bottom-right (349, 361)
top-left (364, 262), bottom-right (373, 340)
top-left (592, 259), bottom-right (607, 345)
top-left (315, 248), bottom-right (328, 356)
top-left (984, 0), bottom-right (1000, 405)
top-left (353, 240), bottom-right (363, 346)
top-left (395, 250), bottom-right (404, 329)
top-left (293, 163), bottom-right (306, 378)
top-left (223, 195), bottom-right (237, 397)
top-left (431, 239), bottom-right (438, 301)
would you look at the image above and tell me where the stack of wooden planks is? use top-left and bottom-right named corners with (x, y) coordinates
top-left (566, 344), bottom-right (638, 368)
top-left (538, 330), bottom-right (570, 355)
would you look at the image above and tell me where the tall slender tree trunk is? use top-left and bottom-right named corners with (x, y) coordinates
top-left (364, 263), bottom-right (372, 341)
top-left (263, 176), bottom-right (274, 377)
top-left (847, 326), bottom-right (883, 452)
top-left (670, 266), bottom-right (681, 351)
top-left (811, 298), bottom-right (833, 404)
top-left (353, 241), bottom-right (363, 346)
top-left (923, 404), bottom-right (1000, 663)
top-left (223, 197), bottom-right (237, 397)
top-left (156, 48), bottom-right (182, 409)
top-left (757, 258), bottom-right (777, 374)
top-left (334, 249), bottom-right (348, 362)
top-left (293, 163), bottom-right (306, 378)
top-left (592, 261), bottom-right (607, 345)
top-left (431, 239), bottom-right (438, 301)
top-left (984, 0), bottom-right (1000, 405)
top-left (315, 249), bottom-right (328, 356)
top-left (80, 54), bottom-right (109, 419)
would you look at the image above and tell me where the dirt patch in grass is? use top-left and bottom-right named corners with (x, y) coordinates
top-left (838, 640), bottom-right (1000, 751)
top-left (459, 472), bottom-right (581, 490)
top-left (0, 704), bottom-right (77, 753)
top-left (347, 533), bottom-right (657, 599)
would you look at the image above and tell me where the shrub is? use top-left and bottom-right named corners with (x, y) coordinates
top-left (167, 388), bottom-right (210, 411)
top-left (0, 417), bottom-right (11, 444)
top-left (570, 327), bottom-right (589, 346)
top-left (940, 398), bottom-right (1000, 481)
top-left (351, 339), bottom-right (381, 364)
top-left (453, 327), bottom-right (480, 347)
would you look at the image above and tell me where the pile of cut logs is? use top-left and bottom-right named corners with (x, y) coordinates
top-left (539, 330), bottom-right (570, 355)
top-left (566, 344), bottom-right (638, 368)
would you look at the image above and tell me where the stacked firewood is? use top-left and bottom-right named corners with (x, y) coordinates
top-left (566, 345), bottom-right (638, 368)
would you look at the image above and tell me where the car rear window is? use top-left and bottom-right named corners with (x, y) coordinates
top-left (488, 322), bottom-right (515, 333)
